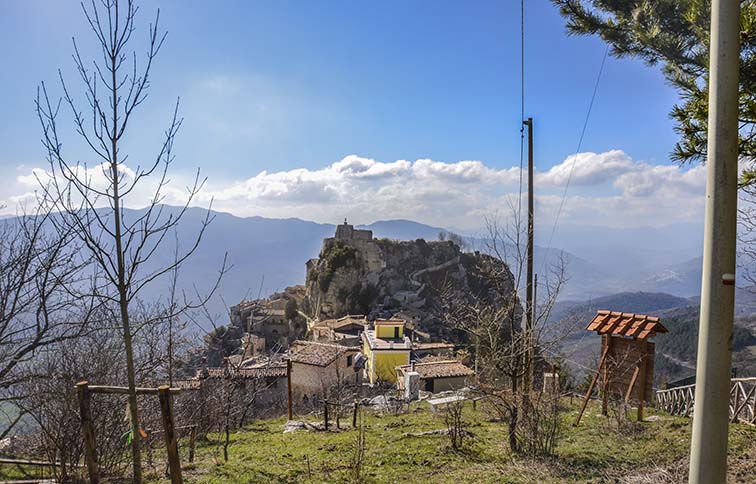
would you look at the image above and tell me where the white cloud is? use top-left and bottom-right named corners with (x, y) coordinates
top-left (1, 151), bottom-right (707, 230)
top-left (537, 150), bottom-right (638, 187)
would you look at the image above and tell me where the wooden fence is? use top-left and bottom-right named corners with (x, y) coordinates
top-left (656, 377), bottom-right (756, 425)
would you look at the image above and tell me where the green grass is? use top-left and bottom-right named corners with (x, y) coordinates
top-left (144, 400), bottom-right (756, 484)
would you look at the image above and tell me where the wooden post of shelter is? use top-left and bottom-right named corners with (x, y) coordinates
top-left (636, 344), bottom-right (649, 422)
top-left (76, 381), bottom-right (100, 484)
top-left (601, 335), bottom-right (612, 416)
top-left (158, 385), bottom-right (183, 484)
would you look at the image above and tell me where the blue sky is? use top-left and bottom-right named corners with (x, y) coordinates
top-left (0, 0), bottom-right (702, 230)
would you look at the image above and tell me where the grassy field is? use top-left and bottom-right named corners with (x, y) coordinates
top-left (141, 399), bottom-right (756, 484)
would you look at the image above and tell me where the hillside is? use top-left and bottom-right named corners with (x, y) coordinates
top-left (1, 207), bottom-right (727, 324)
top-left (136, 399), bottom-right (756, 484)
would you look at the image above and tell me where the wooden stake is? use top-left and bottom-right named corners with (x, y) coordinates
top-left (158, 386), bottom-right (183, 484)
top-left (287, 359), bottom-right (293, 421)
top-left (336, 401), bottom-right (340, 430)
top-left (76, 381), bottom-right (99, 484)
top-left (188, 425), bottom-right (196, 463)
top-left (324, 401), bottom-right (329, 431)
top-left (574, 342), bottom-right (610, 426)
top-left (352, 401), bottom-right (358, 428)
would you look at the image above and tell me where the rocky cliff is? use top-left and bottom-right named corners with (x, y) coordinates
top-left (304, 222), bottom-right (520, 339)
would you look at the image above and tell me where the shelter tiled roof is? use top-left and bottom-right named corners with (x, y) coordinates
top-left (586, 310), bottom-right (668, 340)
top-left (288, 341), bottom-right (357, 367)
top-left (396, 360), bottom-right (475, 379)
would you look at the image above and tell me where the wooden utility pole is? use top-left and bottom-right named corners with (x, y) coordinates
top-left (523, 117), bottom-right (535, 391)
top-left (689, 0), bottom-right (741, 481)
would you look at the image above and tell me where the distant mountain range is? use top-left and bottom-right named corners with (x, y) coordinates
top-left (0, 205), bottom-right (736, 324)
top-left (154, 207), bottom-right (714, 310)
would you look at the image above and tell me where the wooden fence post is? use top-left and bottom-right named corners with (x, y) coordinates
top-left (158, 386), bottom-right (183, 484)
top-left (352, 401), bottom-right (358, 428)
top-left (188, 425), bottom-right (197, 463)
top-left (76, 381), bottom-right (99, 484)
top-left (336, 401), bottom-right (341, 430)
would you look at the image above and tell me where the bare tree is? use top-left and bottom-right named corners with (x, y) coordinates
top-left (443, 398), bottom-right (467, 450)
top-left (440, 205), bottom-right (567, 454)
top-left (0, 204), bottom-right (96, 438)
top-left (35, 1), bottom-right (223, 480)
top-left (348, 407), bottom-right (367, 483)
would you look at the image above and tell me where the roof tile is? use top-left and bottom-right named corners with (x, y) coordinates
top-left (585, 311), bottom-right (667, 340)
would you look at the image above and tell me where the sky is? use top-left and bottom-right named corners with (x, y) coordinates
top-left (0, 0), bottom-right (705, 232)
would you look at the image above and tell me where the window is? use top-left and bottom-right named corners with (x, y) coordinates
top-left (347, 355), bottom-right (353, 367)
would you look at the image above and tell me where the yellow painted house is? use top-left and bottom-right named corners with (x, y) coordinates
top-left (361, 319), bottom-right (412, 384)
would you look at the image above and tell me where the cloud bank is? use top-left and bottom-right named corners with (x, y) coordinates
top-left (4, 150), bottom-right (706, 230)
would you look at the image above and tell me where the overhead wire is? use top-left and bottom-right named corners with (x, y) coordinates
top-left (539, 45), bottom-right (610, 274)
top-left (517, 0), bottom-right (525, 222)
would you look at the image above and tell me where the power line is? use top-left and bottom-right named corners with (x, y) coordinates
top-left (540, 46), bottom-right (609, 272)
top-left (517, 0), bottom-right (525, 222)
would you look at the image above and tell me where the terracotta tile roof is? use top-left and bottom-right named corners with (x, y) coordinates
top-left (413, 342), bottom-right (455, 350)
top-left (396, 360), bottom-right (475, 379)
top-left (288, 341), bottom-right (357, 367)
top-left (375, 318), bottom-right (405, 326)
top-left (205, 365), bottom-right (286, 379)
top-left (313, 315), bottom-right (368, 330)
top-left (586, 310), bottom-right (668, 340)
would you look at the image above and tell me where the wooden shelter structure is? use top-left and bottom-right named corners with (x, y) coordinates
top-left (574, 310), bottom-right (667, 425)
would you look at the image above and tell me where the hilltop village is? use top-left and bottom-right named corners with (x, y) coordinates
top-left (193, 221), bottom-right (487, 410)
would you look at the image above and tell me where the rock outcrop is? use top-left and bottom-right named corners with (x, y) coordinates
top-left (304, 221), bottom-right (520, 339)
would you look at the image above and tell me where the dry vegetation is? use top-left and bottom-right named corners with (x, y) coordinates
top-left (131, 399), bottom-right (756, 484)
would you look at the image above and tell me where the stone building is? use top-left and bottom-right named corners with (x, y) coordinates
top-left (361, 319), bottom-right (412, 385)
top-left (230, 298), bottom-right (291, 351)
top-left (332, 220), bottom-right (385, 273)
top-left (288, 341), bottom-right (362, 404)
top-left (310, 314), bottom-right (367, 346)
top-left (395, 360), bottom-right (475, 393)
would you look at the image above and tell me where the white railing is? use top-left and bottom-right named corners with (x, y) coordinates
top-left (656, 377), bottom-right (756, 425)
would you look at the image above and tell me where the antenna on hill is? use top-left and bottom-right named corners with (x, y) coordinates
top-left (257, 274), bottom-right (265, 300)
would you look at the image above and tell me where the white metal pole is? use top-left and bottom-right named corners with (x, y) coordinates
top-left (689, 0), bottom-right (740, 482)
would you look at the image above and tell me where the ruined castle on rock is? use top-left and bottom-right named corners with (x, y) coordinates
top-left (304, 220), bottom-right (519, 341)
top-left (332, 220), bottom-right (385, 273)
